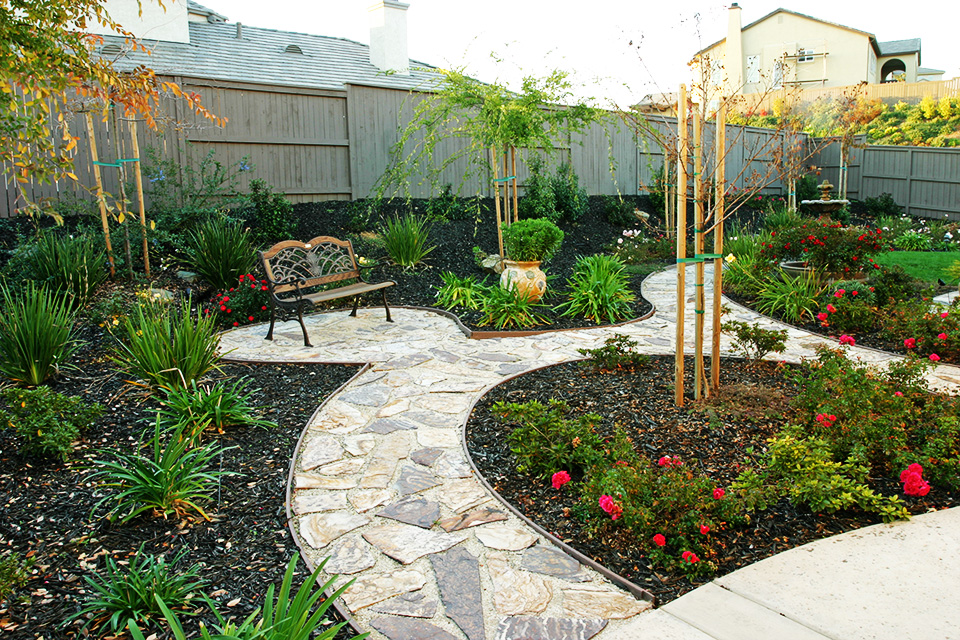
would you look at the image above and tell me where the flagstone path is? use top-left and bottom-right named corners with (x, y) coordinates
top-left (219, 266), bottom-right (960, 640)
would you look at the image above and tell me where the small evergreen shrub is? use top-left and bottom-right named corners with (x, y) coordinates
top-left (721, 320), bottom-right (788, 362)
top-left (249, 179), bottom-right (296, 246)
top-left (869, 265), bottom-right (917, 307)
top-left (501, 218), bottom-right (564, 262)
top-left (601, 196), bottom-right (638, 227)
top-left (0, 387), bottom-right (103, 460)
top-left (0, 553), bottom-right (31, 602)
top-left (577, 334), bottom-right (650, 371)
top-left (551, 162), bottom-right (588, 222)
top-left (520, 156), bottom-right (557, 221)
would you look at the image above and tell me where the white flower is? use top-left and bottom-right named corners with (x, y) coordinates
top-left (617, 238), bottom-right (623, 244)
top-left (946, 232), bottom-right (954, 240)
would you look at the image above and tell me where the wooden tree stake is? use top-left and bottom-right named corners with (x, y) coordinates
top-left (128, 119), bottom-right (151, 278)
top-left (111, 108), bottom-right (134, 278)
top-left (711, 99), bottom-right (726, 393)
top-left (85, 112), bottom-right (116, 277)
top-left (491, 146), bottom-right (504, 258)
top-left (511, 146), bottom-right (518, 223)
top-left (675, 84), bottom-right (688, 407)
top-left (693, 103), bottom-right (705, 400)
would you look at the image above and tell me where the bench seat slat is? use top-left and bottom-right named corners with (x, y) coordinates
top-left (276, 280), bottom-right (396, 305)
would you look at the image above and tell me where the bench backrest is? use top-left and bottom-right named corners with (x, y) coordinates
top-left (259, 236), bottom-right (360, 295)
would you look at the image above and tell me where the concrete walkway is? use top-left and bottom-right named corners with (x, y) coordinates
top-left (220, 266), bottom-right (960, 640)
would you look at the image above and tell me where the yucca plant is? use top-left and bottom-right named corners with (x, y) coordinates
top-left (434, 272), bottom-right (487, 310)
top-left (126, 553), bottom-right (364, 640)
top-left (25, 230), bottom-right (107, 309)
top-left (186, 217), bottom-right (257, 289)
top-left (556, 254), bottom-right (636, 324)
top-left (0, 281), bottom-right (78, 385)
top-left (756, 269), bottom-right (826, 324)
top-left (382, 214), bottom-right (436, 268)
top-left (65, 547), bottom-right (205, 636)
top-left (90, 417), bottom-right (234, 523)
top-left (114, 298), bottom-right (221, 390)
top-left (478, 282), bottom-right (550, 329)
top-left (158, 379), bottom-right (276, 439)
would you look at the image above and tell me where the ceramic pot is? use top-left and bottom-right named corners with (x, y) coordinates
top-left (500, 260), bottom-right (547, 301)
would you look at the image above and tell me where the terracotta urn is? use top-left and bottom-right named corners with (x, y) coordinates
top-left (500, 260), bottom-right (547, 301)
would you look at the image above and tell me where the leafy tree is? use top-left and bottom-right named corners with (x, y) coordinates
top-left (0, 0), bottom-right (223, 212)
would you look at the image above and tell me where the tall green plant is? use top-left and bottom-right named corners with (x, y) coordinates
top-left (381, 214), bottom-right (436, 268)
top-left (249, 179), bottom-right (296, 246)
top-left (113, 298), bottom-right (221, 390)
top-left (557, 254), bottom-right (636, 323)
top-left (0, 281), bottom-right (78, 385)
top-left (501, 218), bottom-right (564, 262)
top-left (185, 217), bottom-right (256, 290)
top-left (6, 229), bottom-right (107, 309)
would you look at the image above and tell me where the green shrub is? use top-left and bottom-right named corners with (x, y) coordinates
top-left (556, 254), bottom-right (636, 323)
top-left (0, 282), bottom-right (78, 385)
top-left (869, 265), bottom-right (917, 306)
top-left (721, 320), bottom-right (788, 362)
top-left (577, 334), bottom-right (649, 371)
top-left (66, 547), bottom-right (205, 635)
top-left (249, 179), bottom-right (296, 246)
top-left (91, 418), bottom-right (234, 523)
top-left (127, 553), bottom-right (359, 640)
top-left (382, 214), bottom-right (436, 268)
top-left (755, 269), bottom-right (825, 323)
top-left (158, 379), bottom-right (275, 439)
top-left (761, 220), bottom-right (887, 277)
top-left (551, 162), bottom-right (588, 222)
top-left (427, 184), bottom-right (468, 221)
top-left (722, 252), bottom-right (768, 298)
top-left (762, 206), bottom-right (804, 232)
top-left (734, 434), bottom-right (908, 521)
top-left (435, 272), bottom-right (487, 310)
top-left (520, 156), bottom-right (557, 221)
top-left (185, 217), bottom-right (257, 290)
top-left (864, 193), bottom-right (903, 218)
top-left (795, 174), bottom-right (818, 203)
top-left (879, 297), bottom-right (960, 361)
top-left (602, 196), bottom-right (638, 226)
top-left (580, 458), bottom-right (744, 577)
top-left (477, 283), bottom-right (549, 329)
top-left (892, 229), bottom-right (932, 251)
top-left (0, 552), bottom-right (31, 602)
top-left (723, 227), bottom-right (765, 262)
top-left (501, 218), bottom-right (564, 262)
top-left (0, 387), bottom-right (103, 460)
top-left (6, 230), bottom-right (107, 310)
top-left (493, 399), bottom-right (615, 476)
top-left (611, 229), bottom-right (674, 264)
top-left (113, 298), bottom-right (221, 390)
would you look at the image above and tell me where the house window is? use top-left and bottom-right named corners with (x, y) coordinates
top-left (711, 60), bottom-right (722, 88)
top-left (746, 55), bottom-right (760, 84)
top-left (773, 60), bottom-right (784, 88)
top-left (798, 48), bottom-right (815, 63)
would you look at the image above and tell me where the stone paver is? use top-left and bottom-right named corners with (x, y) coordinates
top-left (220, 266), bottom-right (960, 639)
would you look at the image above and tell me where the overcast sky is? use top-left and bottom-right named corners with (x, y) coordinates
top-left (215, 0), bottom-right (958, 107)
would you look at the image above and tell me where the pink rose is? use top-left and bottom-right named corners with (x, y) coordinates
top-left (938, 333), bottom-right (948, 340)
top-left (839, 335), bottom-right (856, 346)
top-left (817, 312), bottom-right (828, 322)
top-left (653, 534), bottom-right (666, 547)
top-left (834, 290), bottom-right (845, 298)
top-left (700, 525), bottom-right (710, 535)
top-left (904, 338), bottom-right (917, 349)
top-left (894, 391), bottom-right (904, 397)
top-left (826, 304), bottom-right (837, 313)
top-left (942, 312), bottom-right (949, 318)
top-left (713, 487), bottom-right (725, 500)
top-left (552, 471), bottom-right (571, 490)
top-left (900, 464), bottom-right (931, 497)
top-left (681, 551), bottom-right (700, 563)
top-left (930, 353), bottom-right (941, 362)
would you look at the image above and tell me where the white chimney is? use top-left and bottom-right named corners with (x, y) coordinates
top-left (726, 3), bottom-right (744, 94)
top-left (368, 1), bottom-right (410, 75)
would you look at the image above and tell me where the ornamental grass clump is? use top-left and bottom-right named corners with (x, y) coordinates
top-left (65, 547), bottom-right (205, 636)
top-left (157, 379), bottom-right (276, 439)
top-left (9, 229), bottom-right (107, 310)
top-left (0, 281), bottom-right (78, 386)
top-left (755, 269), bottom-right (825, 324)
top-left (557, 254), bottom-right (636, 324)
top-left (382, 213), bottom-right (436, 268)
top-left (434, 271), bottom-right (487, 310)
top-left (477, 282), bottom-right (550, 329)
top-left (114, 298), bottom-right (221, 391)
top-left (185, 217), bottom-right (257, 290)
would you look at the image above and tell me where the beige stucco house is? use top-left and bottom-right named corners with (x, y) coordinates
top-left (692, 5), bottom-right (942, 98)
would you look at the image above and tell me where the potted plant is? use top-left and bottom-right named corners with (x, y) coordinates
top-left (499, 218), bottom-right (564, 300)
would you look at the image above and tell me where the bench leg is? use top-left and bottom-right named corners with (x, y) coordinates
top-left (350, 296), bottom-right (359, 317)
top-left (382, 289), bottom-right (393, 323)
top-left (297, 305), bottom-right (313, 347)
top-left (265, 306), bottom-right (276, 341)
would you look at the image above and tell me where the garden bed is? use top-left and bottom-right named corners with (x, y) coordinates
top-left (0, 319), bottom-right (359, 638)
top-left (465, 355), bottom-right (960, 604)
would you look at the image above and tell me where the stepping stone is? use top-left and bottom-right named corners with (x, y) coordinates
top-left (350, 489), bottom-right (393, 513)
top-left (494, 617), bottom-right (607, 640)
top-left (342, 433), bottom-right (377, 456)
top-left (438, 506), bottom-right (508, 532)
top-left (378, 496), bottom-right (441, 529)
top-left (323, 535), bottom-right (376, 575)
top-left (379, 353), bottom-right (432, 369)
top-left (487, 552), bottom-right (552, 615)
top-left (339, 570), bottom-right (426, 611)
top-left (361, 417), bottom-right (421, 434)
top-left (360, 431), bottom-right (412, 489)
top-left (370, 616), bottom-right (458, 640)
top-left (312, 401), bottom-right (366, 434)
top-left (363, 522), bottom-right (467, 564)
top-left (292, 491), bottom-right (347, 514)
top-left (560, 583), bottom-right (651, 618)
top-left (315, 458), bottom-right (364, 476)
top-left (295, 474), bottom-right (358, 490)
top-left (410, 447), bottom-right (444, 466)
top-left (438, 479), bottom-right (490, 513)
top-left (498, 364), bottom-right (529, 376)
top-left (476, 523), bottom-right (538, 551)
top-left (429, 348), bottom-right (460, 363)
top-left (300, 434), bottom-right (343, 471)
top-left (522, 545), bottom-right (583, 580)
top-left (431, 547), bottom-right (485, 640)
top-left (475, 352), bottom-right (520, 362)
top-left (300, 512), bottom-right (370, 549)
top-left (395, 465), bottom-right (441, 496)
top-left (404, 409), bottom-right (455, 427)
top-left (370, 591), bottom-right (439, 618)
top-left (415, 393), bottom-right (471, 414)
top-left (434, 451), bottom-right (473, 478)
top-left (377, 398), bottom-right (410, 417)
top-left (645, 337), bottom-right (671, 346)
top-left (417, 427), bottom-right (461, 448)
top-left (339, 386), bottom-right (391, 407)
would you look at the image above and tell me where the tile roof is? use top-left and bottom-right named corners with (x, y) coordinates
top-left (102, 19), bottom-right (443, 93)
top-left (878, 39), bottom-right (921, 56)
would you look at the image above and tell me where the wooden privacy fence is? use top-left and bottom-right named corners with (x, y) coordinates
top-left (742, 77), bottom-right (960, 113)
top-left (812, 138), bottom-right (960, 219)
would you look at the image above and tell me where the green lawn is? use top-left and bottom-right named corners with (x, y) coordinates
top-left (874, 251), bottom-right (960, 285)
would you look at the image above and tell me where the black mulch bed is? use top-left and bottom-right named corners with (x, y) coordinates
top-left (293, 197), bottom-right (655, 331)
top-left (0, 323), bottom-right (360, 638)
top-left (465, 355), bottom-right (959, 604)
